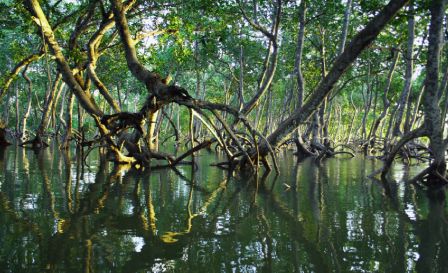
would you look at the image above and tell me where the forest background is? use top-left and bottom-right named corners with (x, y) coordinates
top-left (0, 0), bottom-right (446, 186)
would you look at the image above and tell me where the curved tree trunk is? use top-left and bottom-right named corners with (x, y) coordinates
top-left (24, 0), bottom-right (103, 117)
top-left (25, 0), bottom-right (137, 163)
top-left (0, 52), bottom-right (43, 102)
top-left (240, 0), bottom-right (281, 116)
top-left (86, 15), bottom-right (121, 113)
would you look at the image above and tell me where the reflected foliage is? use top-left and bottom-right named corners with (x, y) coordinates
top-left (0, 146), bottom-right (447, 272)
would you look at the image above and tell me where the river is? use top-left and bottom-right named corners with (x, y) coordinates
top-left (0, 145), bottom-right (447, 272)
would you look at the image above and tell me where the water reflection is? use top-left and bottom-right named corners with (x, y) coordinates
top-left (0, 146), bottom-right (447, 272)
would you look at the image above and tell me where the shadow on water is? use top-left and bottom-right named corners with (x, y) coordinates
top-left (372, 164), bottom-right (448, 273)
top-left (0, 147), bottom-right (448, 272)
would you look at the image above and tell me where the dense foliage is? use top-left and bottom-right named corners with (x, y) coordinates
top-left (0, 0), bottom-right (447, 186)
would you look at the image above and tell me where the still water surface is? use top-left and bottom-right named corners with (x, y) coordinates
top-left (0, 145), bottom-right (447, 273)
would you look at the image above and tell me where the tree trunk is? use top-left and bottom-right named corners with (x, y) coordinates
top-left (422, 0), bottom-right (446, 180)
top-left (116, 82), bottom-right (123, 109)
top-left (262, 88), bottom-right (274, 135)
top-left (281, 0), bottom-right (307, 122)
top-left (77, 101), bottom-right (83, 144)
top-left (0, 52), bottom-right (43, 102)
top-left (51, 81), bottom-right (65, 130)
top-left (24, 0), bottom-right (103, 117)
top-left (383, 105), bottom-right (398, 154)
top-left (2, 89), bottom-right (11, 125)
top-left (21, 64), bottom-right (33, 141)
top-left (0, 124), bottom-right (10, 146)
top-left (193, 38), bottom-right (202, 138)
top-left (345, 91), bottom-right (358, 144)
top-left (254, 95), bottom-right (267, 131)
top-left (393, 1), bottom-right (414, 136)
top-left (37, 73), bottom-right (62, 139)
top-left (238, 30), bottom-right (245, 110)
top-left (15, 82), bottom-right (20, 136)
top-left (318, 27), bottom-right (329, 146)
top-left (145, 109), bottom-right (159, 151)
top-left (367, 50), bottom-right (400, 151)
top-left (405, 84), bottom-right (425, 133)
top-left (311, 112), bottom-right (321, 149)
top-left (360, 71), bottom-right (373, 142)
top-left (296, 0), bottom-right (306, 110)
top-left (56, 87), bottom-right (67, 136)
top-left (259, 0), bottom-right (409, 155)
top-left (338, 0), bottom-right (352, 54)
top-left (240, 0), bottom-right (281, 116)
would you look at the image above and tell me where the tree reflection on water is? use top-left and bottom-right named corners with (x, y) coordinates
top-left (0, 145), bottom-right (447, 272)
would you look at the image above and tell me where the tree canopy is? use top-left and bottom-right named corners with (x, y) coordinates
top-left (1, 0), bottom-right (447, 186)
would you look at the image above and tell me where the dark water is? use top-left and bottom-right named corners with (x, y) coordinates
top-left (0, 145), bottom-right (447, 273)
